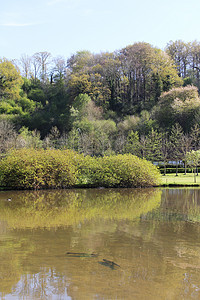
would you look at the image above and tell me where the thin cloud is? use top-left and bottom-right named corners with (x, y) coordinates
top-left (47, 0), bottom-right (67, 5)
top-left (1, 22), bottom-right (40, 27)
top-left (47, 0), bottom-right (80, 6)
top-left (0, 11), bottom-right (41, 27)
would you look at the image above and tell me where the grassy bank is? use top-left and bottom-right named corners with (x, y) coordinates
top-left (161, 173), bottom-right (200, 186)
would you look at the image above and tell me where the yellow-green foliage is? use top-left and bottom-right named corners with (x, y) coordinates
top-left (160, 85), bottom-right (199, 104)
top-left (0, 150), bottom-right (161, 189)
top-left (77, 154), bottom-right (161, 187)
top-left (0, 149), bottom-right (78, 189)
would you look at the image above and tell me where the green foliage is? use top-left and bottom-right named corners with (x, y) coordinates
top-left (21, 77), bottom-right (32, 93)
top-left (0, 149), bottom-right (78, 189)
top-left (0, 100), bottom-right (22, 115)
top-left (155, 85), bottom-right (200, 130)
top-left (118, 115), bottom-right (140, 132)
top-left (159, 167), bottom-right (194, 174)
top-left (0, 150), bottom-right (160, 189)
top-left (17, 97), bottom-right (41, 113)
top-left (0, 58), bottom-right (23, 100)
top-left (4, 41), bottom-right (200, 162)
top-left (67, 119), bottom-right (117, 155)
top-left (72, 93), bottom-right (91, 111)
top-left (0, 96), bottom-right (41, 121)
top-left (125, 131), bottom-right (141, 156)
top-left (77, 154), bottom-right (161, 187)
top-left (28, 88), bottom-right (47, 104)
top-left (169, 123), bottom-right (184, 161)
top-left (18, 127), bottom-right (43, 149)
top-left (70, 93), bottom-right (91, 124)
top-left (186, 150), bottom-right (200, 168)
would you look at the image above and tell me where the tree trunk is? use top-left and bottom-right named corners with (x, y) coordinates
top-left (194, 168), bottom-right (196, 183)
top-left (164, 163), bottom-right (166, 176)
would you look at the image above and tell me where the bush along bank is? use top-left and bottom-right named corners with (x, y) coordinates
top-left (0, 149), bottom-right (161, 190)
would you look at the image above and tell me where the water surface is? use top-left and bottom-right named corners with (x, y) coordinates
top-left (0, 188), bottom-right (200, 299)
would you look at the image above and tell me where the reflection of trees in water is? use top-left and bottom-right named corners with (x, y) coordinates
top-left (145, 188), bottom-right (200, 222)
top-left (1, 189), bottom-right (200, 299)
top-left (0, 188), bottom-right (161, 297)
top-left (0, 188), bottom-right (161, 229)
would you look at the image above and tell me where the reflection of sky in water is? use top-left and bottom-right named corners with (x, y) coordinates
top-left (10, 271), bottom-right (71, 300)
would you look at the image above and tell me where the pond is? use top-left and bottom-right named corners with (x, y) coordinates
top-left (0, 188), bottom-right (200, 299)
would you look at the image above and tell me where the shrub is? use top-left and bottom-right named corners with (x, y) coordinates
top-left (0, 150), bottom-right (161, 189)
top-left (0, 149), bottom-right (79, 189)
top-left (77, 154), bottom-right (161, 187)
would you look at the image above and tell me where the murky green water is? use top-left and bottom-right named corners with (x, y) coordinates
top-left (0, 188), bottom-right (200, 299)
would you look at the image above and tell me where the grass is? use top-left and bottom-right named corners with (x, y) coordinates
top-left (161, 173), bottom-right (200, 186)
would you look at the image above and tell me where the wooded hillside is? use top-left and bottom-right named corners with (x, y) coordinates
top-left (1, 40), bottom-right (200, 160)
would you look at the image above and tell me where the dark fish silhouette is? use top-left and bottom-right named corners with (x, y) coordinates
top-left (98, 259), bottom-right (120, 270)
top-left (65, 252), bottom-right (98, 258)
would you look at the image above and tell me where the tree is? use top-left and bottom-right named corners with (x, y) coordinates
top-left (186, 150), bottom-right (200, 182)
top-left (144, 129), bottom-right (163, 162)
top-left (154, 85), bottom-right (200, 131)
top-left (169, 124), bottom-right (184, 176)
top-left (51, 56), bottom-right (66, 83)
top-left (160, 132), bottom-right (170, 176)
top-left (125, 131), bottom-right (141, 157)
top-left (180, 134), bottom-right (193, 174)
top-left (66, 43), bottom-right (181, 117)
top-left (189, 41), bottom-right (200, 89)
top-left (0, 58), bottom-right (23, 100)
top-left (18, 54), bottom-right (32, 79)
top-left (69, 93), bottom-right (92, 126)
top-left (67, 74), bottom-right (92, 104)
top-left (191, 124), bottom-right (200, 151)
top-left (117, 115), bottom-right (140, 133)
top-left (165, 40), bottom-right (190, 78)
top-left (67, 50), bottom-right (93, 73)
top-left (17, 127), bottom-right (43, 149)
top-left (0, 119), bottom-right (17, 153)
top-left (118, 42), bottom-right (182, 113)
top-left (32, 52), bottom-right (52, 82)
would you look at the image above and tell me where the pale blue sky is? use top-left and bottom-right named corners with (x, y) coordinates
top-left (1, 0), bottom-right (200, 60)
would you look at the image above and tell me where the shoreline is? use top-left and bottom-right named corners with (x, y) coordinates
top-left (1, 183), bottom-right (200, 191)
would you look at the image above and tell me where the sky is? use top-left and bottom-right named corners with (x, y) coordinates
top-left (1, 0), bottom-right (200, 60)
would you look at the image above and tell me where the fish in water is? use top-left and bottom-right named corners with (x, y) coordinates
top-left (65, 252), bottom-right (98, 258)
top-left (98, 259), bottom-right (120, 270)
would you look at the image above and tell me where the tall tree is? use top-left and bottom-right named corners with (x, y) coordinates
top-left (0, 58), bottom-right (23, 100)
top-left (32, 52), bottom-right (52, 82)
top-left (19, 54), bottom-right (32, 79)
top-left (191, 124), bottom-right (200, 151)
top-left (119, 43), bottom-right (182, 113)
top-left (166, 40), bottom-right (190, 78)
top-left (51, 56), bottom-right (66, 83)
top-left (125, 130), bottom-right (141, 157)
top-left (144, 129), bottom-right (163, 162)
top-left (169, 123), bottom-right (184, 176)
top-left (160, 132), bottom-right (170, 175)
top-left (180, 134), bottom-right (193, 174)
